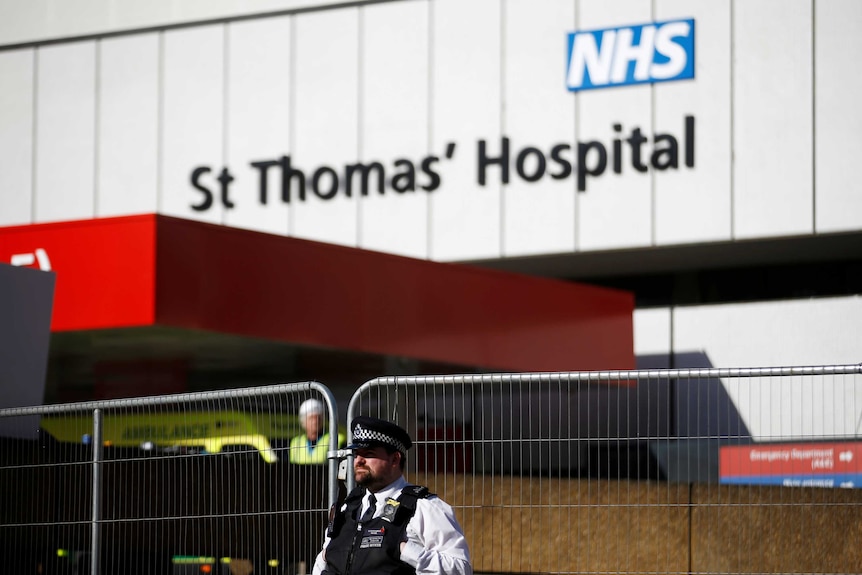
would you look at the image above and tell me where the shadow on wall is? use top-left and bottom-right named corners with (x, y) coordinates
top-left (461, 352), bottom-right (751, 483)
top-left (640, 351), bottom-right (753, 484)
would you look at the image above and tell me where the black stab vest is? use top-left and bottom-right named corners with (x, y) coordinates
top-left (323, 484), bottom-right (432, 575)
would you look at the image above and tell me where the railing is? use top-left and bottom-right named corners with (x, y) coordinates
top-left (0, 382), bottom-right (337, 575)
top-left (3, 364), bottom-right (862, 574)
top-left (345, 364), bottom-right (862, 574)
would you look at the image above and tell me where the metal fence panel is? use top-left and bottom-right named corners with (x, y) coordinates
top-left (346, 365), bottom-right (862, 574)
top-left (1, 382), bottom-right (338, 575)
top-left (4, 366), bottom-right (862, 574)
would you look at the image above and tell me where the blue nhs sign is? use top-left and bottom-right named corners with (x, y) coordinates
top-left (566, 19), bottom-right (695, 91)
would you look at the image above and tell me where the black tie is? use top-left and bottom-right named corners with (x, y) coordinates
top-left (360, 493), bottom-right (376, 523)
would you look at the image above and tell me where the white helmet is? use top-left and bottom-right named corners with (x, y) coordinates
top-left (298, 398), bottom-right (325, 419)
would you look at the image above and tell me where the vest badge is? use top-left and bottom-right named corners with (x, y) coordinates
top-left (382, 498), bottom-right (400, 522)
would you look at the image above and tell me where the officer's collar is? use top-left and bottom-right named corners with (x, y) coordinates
top-left (368, 475), bottom-right (408, 503)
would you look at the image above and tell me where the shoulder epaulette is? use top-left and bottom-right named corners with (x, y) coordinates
top-left (402, 484), bottom-right (432, 499)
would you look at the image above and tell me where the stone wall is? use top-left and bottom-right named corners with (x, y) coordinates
top-left (411, 473), bottom-right (862, 574)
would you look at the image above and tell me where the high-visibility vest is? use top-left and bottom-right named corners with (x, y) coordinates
top-left (289, 432), bottom-right (345, 464)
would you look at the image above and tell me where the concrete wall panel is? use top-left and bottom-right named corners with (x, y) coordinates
top-left (0, 0), bottom-right (331, 46)
top-left (161, 25), bottom-right (225, 224)
top-left (732, 0), bottom-right (813, 239)
top-left (97, 33), bottom-right (159, 217)
top-left (430, 0), bottom-right (502, 260)
top-left (291, 9), bottom-right (359, 247)
top-left (224, 16), bottom-right (292, 235)
top-left (34, 41), bottom-right (96, 223)
top-left (359, 1), bottom-right (430, 259)
top-left (3, 0), bottom-right (862, 263)
top-left (634, 307), bottom-right (672, 359)
top-left (0, 49), bottom-right (34, 227)
top-left (672, 296), bottom-right (862, 440)
top-left (575, 0), bottom-right (653, 251)
top-left (814, 0), bottom-right (862, 233)
top-left (501, 0), bottom-right (576, 257)
top-left (654, 0), bottom-right (732, 245)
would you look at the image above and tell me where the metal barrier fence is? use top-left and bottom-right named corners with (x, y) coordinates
top-left (2, 365), bottom-right (862, 574)
top-left (346, 364), bottom-right (862, 574)
top-left (0, 382), bottom-right (339, 575)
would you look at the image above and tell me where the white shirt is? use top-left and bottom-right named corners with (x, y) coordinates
top-left (312, 475), bottom-right (472, 575)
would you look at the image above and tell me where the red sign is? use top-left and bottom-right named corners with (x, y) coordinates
top-left (720, 441), bottom-right (862, 477)
top-left (0, 215), bottom-right (156, 331)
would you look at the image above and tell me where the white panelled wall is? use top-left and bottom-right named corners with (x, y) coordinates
top-left (224, 16), bottom-right (292, 236)
top-left (815, 0), bottom-right (862, 232)
top-left (575, 0), bottom-right (653, 251)
top-left (0, 48), bottom-right (34, 226)
top-left (502, 0), bottom-right (576, 257)
top-left (732, 0), bottom-right (813, 239)
top-left (634, 296), bottom-right (862, 440)
top-left (2, 0), bottom-right (861, 252)
top-left (430, 0), bottom-right (501, 260)
top-left (360, 1), bottom-right (430, 259)
top-left (1, 0), bottom-right (862, 369)
top-left (161, 25), bottom-right (225, 224)
top-left (0, 0), bottom-right (339, 46)
top-left (292, 9), bottom-right (359, 247)
top-left (34, 41), bottom-right (96, 223)
top-left (654, 0), bottom-right (731, 245)
top-left (97, 33), bottom-right (160, 218)
top-left (634, 297), bottom-right (862, 369)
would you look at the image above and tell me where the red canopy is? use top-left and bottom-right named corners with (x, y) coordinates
top-left (1, 214), bottom-right (634, 372)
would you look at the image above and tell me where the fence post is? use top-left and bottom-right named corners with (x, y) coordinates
top-left (91, 408), bottom-right (102, 575)
top-left (320, 385), bottom-right (340, 512)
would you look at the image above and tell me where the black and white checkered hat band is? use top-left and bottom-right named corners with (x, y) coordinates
top-left (353, 424), bottom-right (407, 454)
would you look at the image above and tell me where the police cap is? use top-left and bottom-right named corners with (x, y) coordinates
top-left (348, 416), bottom-right (412, 456)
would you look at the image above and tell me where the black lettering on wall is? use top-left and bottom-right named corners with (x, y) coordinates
top-left (612, 124), bottom-right (623, 174)
top-left (577, 141), bottom-right (607, 192)
top-left (626, 128), bottom-right (649, 173)
top-left (549, 144), bottom-right (572, 180)
top-left (190, 166), bottom-right (214, 211)
top-left (312, 167), bottom-right (339, 200)
top-left (280, 155), bottom-right (306, 203)
top-left (345, 162), bottom-right (385, 197)
top-left (516, 147), bottom-right (546, 182)
top-left (651, 134), bottom-right (679, 170)
top-left (420, 156), bottom-right (441, 192)
top-left (685, 115), bottom-right (695, 168)
top-left (250, 159), bottom-right (279, 204)
top-left (191, 115), bottom-right (698, 208)
top-left (478, 138), bottom-right (510, 186)
top-left (392, 159), bottom-right (416, 193)
top-left (217, 167), bottom-right (235, 209)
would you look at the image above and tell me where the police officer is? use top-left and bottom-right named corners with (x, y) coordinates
top-left (312, 416), bottom-right (472, 575)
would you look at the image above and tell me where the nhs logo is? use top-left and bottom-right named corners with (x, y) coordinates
top-left (566, 19), bottom-right (695, 91)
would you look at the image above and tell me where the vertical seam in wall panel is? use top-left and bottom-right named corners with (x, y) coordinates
top-left (94, 40), bottom-right (101, 217)
top-left (729, 0), bottom-right (735, 239)
top-left (289, 16), bottom-right (297, 236)
top-left (647, 7), bottom-right (656, 574)
top-left (650, 0), bottom-right (656, 247)
top-left (357, 7), bottom-right (364, 247)
top-left (426, 0), bottom-right (434, 260)
top-left (811, 0), bottom-right (816, 232)
top-left (31, 48), bottom-right (39, 223)
top-left (500, 0), bottom-right (506, 256)
top-left (223, 24), bottom-right (230, 226)
top-left (157, 32), bottom-right (164, 214)
top-left (573, 1), bottom-right (579, 252)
